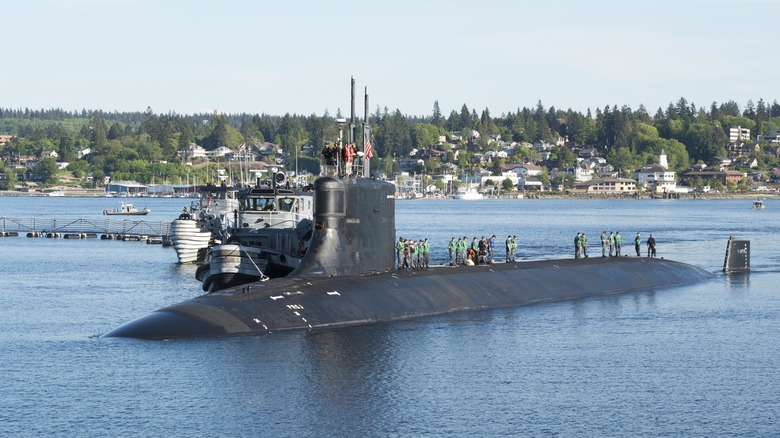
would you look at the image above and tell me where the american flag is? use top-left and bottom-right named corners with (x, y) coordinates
top-left (364, 139), bottom-right (374, 159)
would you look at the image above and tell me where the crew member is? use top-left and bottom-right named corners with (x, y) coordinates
top-left (601, 231), bottom-right (608, 257)
top-left (505, 235), bottom-right (513, 263)
top-left (575, 232), bottom-right (582, 259)
top-left (422, 238), bottom-right (430, 268)
top-left (634, 233), bottom-right (641, 257)
top-left (608, 232), bottom-right (615, 257)
top-left (397, 237), bottom-right (405, 269)
top-left (580, 232), bottom-right (588, 258)
top-left (342, 142), bottom-right (355, 176)
top-left (615, 231), bottom-right (622, 257)
top-left (647, 234), bottom-right (656, 257)
top-left (449, 237), bottom-right (457, 266)
top-left (416, 238), bottom-right (424, 268)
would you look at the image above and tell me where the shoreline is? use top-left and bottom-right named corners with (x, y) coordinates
top-left (2, 189), bottom-right (774, 200)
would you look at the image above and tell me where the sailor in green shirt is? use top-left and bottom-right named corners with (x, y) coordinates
top-left (422, 238), bottom-right (430, 268)
top-left (608, 232), bottom-right (615, 257)
top-left (448, 237), bottom-right (457, 266)
top-left (458, 237), bottom-right (467, 265)
top-left (615, 231), bottom-right (622, 257)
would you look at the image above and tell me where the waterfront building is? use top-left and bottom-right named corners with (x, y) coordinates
top-left (633, 149), bottom-right (676, 193)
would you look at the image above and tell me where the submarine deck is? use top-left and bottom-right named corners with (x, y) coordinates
top-left (104, 256), bottom-right (714, 340)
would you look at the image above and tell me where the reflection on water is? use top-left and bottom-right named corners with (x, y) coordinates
top-left (2, 197), bottom-right (780, 436)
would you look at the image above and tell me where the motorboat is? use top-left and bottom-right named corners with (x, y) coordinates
top-left (103, 202), bottom-right (150, 215)
top-left (453, 189), bottom-right (483, 200)
top-left (753, 199), bottom-right (765, 210)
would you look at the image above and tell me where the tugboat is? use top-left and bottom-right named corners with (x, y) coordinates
top-left (195, 173), bottom-right (314, 291)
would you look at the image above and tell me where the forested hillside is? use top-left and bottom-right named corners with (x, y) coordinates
top-left (1, 97), bottom-right (779, 189)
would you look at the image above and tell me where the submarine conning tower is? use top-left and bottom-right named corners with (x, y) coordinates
top-left (291, 176), bottom-right (396, 278)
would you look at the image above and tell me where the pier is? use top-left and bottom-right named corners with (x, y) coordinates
top-left (0, 217), bottom-right (171, 244)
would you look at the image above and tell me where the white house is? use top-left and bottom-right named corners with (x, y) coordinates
top-left (576, 178), bottom-right (637, 194)
top-left (633, 150), bottom-right (676, 193)
top-left (185, 144), bottom-right (207, 158)
top-left (208, 146), bottom-right (233, 157)
top-left (481, 171), bottom-right (519, 187)
top-left (552, 166), bottom-right (593, 182)
top-left (485, 150), bottom-right (509, 159)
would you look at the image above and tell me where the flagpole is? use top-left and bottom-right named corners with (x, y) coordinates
top-left (363, 85), bottom-right (370, 178)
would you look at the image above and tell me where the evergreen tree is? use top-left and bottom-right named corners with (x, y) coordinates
top-left (207, 113), bottom-right (229, 150)
top-left (431, 101), bottom-right (444, 128)
top-left (459, 104), bottom-right (471, 131)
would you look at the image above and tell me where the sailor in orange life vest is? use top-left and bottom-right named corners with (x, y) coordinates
top-left (342, 142), bottom-right (355, 176)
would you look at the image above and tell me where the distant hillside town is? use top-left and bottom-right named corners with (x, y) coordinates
top-left (1, 97), bottom-right (779, 196)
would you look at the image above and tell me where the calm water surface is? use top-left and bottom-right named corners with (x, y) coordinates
top-left (1, 196), bottom-right (779, 436)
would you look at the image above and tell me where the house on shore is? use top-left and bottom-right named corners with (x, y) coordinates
top-left (633, 150), bottom-right (676, 193)
top-left (575, 178), bottom-right (637, 194)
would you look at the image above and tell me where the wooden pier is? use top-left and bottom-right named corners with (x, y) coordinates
top-left (0, 217), bottom-right (171, 244)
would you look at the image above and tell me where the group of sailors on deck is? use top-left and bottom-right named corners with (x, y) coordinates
top-left (575, 231), bottom-right (657, 259)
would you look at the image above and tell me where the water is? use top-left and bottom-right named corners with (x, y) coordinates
top-left (1, 196), bottom-right (779, 436)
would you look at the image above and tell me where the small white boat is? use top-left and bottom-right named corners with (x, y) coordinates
top-left (47, 190), bottom-right (65, 197)
top-left (103, 202), bottom-right (150, 216)
top-left (753, 199), bottom-right (765, 210)
top-left (453, 189), bottom-right (483, 200)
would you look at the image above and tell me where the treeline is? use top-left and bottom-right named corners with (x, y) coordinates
top-left (2, 97), bottom-right (780, 187)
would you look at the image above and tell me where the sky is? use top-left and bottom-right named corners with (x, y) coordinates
top-left (3, 0), bottom-right (779, 119)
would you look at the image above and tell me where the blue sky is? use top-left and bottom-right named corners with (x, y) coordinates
top-left (3, 0), bottom-right (779, 118)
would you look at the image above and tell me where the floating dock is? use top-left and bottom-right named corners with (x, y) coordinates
top-left (0, 217), bottom-right (171, 244)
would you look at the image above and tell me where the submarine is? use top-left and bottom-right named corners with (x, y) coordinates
top-left (103, 175), bottom-right (715, 340)
top-left (103, 78), bottom-right (715, 340)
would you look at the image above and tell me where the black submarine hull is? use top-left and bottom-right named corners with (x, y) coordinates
top-left (104, 256), bottom-right (713, 340)
top-left (104, 176), bottom-right (714, 340)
